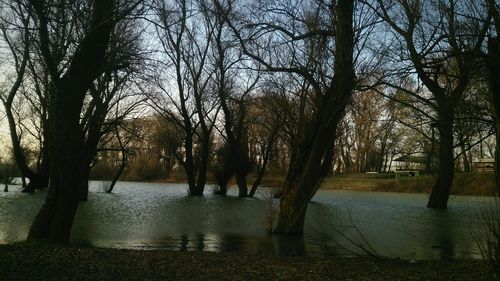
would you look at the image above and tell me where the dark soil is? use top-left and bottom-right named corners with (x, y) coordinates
top-left (0, 244), bottom-right (493, 280)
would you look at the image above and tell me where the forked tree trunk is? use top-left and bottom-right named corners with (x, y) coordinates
top-left (427, 107), bottom-right (455, 208)
top-left (27, 0), bottom-right (115, 243)
top-left (274, 0), bottom-right (354, 235)
top-left (3, 100), bottom-right (49, 193)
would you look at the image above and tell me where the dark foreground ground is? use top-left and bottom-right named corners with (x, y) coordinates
top-left (0, 244), bottom-right (494, 281)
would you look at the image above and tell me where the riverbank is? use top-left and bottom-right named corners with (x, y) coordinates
top-left (157, 172), bottom-right (497, 196)
top-left (0, 244), bottom-right (493, 281)
top-left (321, 173), bottom-right (497, 196)
top-left (89, 171), bottom-right (497, 196)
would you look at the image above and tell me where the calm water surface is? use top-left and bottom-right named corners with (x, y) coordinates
top-left (0, 181), bottom-right (494, 260)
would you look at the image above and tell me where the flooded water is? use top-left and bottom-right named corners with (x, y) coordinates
top-left (0, 181), bottom-right (495, 260)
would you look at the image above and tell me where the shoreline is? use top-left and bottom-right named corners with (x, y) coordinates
top-left (0, 244), bottom-right (493, 280)
top-left (85, 172), bottom-right (498, 197)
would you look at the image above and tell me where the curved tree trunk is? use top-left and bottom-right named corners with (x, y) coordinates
top-left (273, 0), bottom-right (354, 235)
top-left (248, 132), bottom-right (276, 197)
top-left (106, 132), bottom-right (128, 194)
top-left (106, 156), bottom-right (127, 194)
top-left (248, 167), bottom-right (265, 197)
top-left (27, 0), bottom-right (115, 243)
top-left (3, 101), bottom-right (50, 193)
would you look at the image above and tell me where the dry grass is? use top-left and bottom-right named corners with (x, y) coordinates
top-left (321, 173), bottom-right (496, 196)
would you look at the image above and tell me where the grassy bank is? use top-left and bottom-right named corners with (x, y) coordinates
top-left (321, 173), bottom-right (497, 196)
top-left (91, 171), bottom-right (497, 196)
top-left (0, 244), bottom-right (493, 281)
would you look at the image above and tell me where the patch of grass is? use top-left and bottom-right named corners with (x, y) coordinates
top-left (321, 173), bottom-right (496, 196)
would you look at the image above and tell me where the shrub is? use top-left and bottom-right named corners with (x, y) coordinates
top-left (471, 196), bottom-right (500, 279)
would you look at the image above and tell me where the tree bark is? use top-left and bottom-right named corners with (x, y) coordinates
top-left (274, 0), bottom-right (354, 235)
top-left (427, 106), bottom-right (455, 208)
top-left (27, 0), bottom-right (115, 242)
top-left (28, 80), bottom-right (87, 241)
top-left (235, 172), bottom-right (248, 197)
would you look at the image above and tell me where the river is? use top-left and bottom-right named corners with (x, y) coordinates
top-left (0, 181), bottom-right (494, 260)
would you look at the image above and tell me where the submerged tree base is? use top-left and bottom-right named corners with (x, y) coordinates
top-left (0, 244), bottom-right (493, 281)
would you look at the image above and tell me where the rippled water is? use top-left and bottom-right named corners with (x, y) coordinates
top-left (0, 181), bottom-right (494, 260)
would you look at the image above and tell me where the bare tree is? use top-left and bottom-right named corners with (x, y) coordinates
top-left (373, 0), bottom-right (490, 207)
top-left (0, 1), bottom-right (45, 191)
top-left (217, 0), bottom-right (360, 234)
top-left (26, 0), bottom-right (121, 242)
top-left (150, 0), bottom-right (219, 196)
top-left (207, 0), bottom-right (262, 197)
top-left (246, 93), bottom-right (281, 197)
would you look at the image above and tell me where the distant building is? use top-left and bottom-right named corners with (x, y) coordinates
top-left (473, 158), bottom-right (495, 172)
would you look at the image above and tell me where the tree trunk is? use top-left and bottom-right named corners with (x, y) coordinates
top-left (27, 160), bottom-right (82, 242)
top-left (191, 136), bottom-right (211, 196)
top-left (184, 138), bottom-right (199, 196)
top-left (22, 170), bottom-right (50, 193)
top-left (106, 157), bottom-right (127, 194)
top-left (214, 181), bottom-right (228, 196)
top-left (235, 172), bottom-right (248, 197)
top-left (215, 0), bottom-right (352, 231)
top-left (78, 164), bottom-right (91, 201)
top-left (274, 189), bottom-right (308, 235)
top-left (427, 109), bottom-right (454, 208)
top-left (3, 101), bottom-right (41, 192)
top-left (273, 0), bottom-right (354, 235)
top-left (106, 136), bottom-right (128, 194)
top-left (248, 179), bottom-right (260, 197)
top-left (273, 139), bottom-right (333, 234)
top-left (214, 168), bottom-right (231, 196)
top-left (27, 0), bottom-right (116, 242)
top-left (248, 167), bottom-right (265, 197)
top-left (28, 85), bottom-right (86, 241)
top-left (488, 37), bottom-right (500, 196)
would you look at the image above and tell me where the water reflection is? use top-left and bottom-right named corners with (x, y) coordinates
top-left (0, 181), bottom-right (493, 260)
